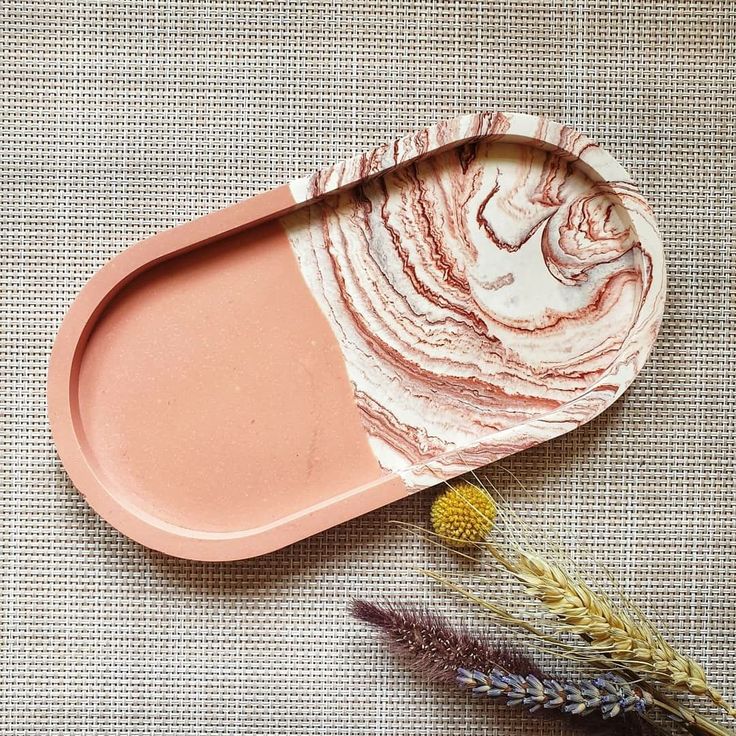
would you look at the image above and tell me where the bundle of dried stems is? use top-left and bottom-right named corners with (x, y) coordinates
top-left (354, 474), bottom-right (734, 736)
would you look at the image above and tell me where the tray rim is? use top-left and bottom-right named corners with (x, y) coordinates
top-left (47, 111), bottom-right (666, 560)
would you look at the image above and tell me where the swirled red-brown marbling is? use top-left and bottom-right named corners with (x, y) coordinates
top-left (283, 135), bottom-right (652, 484)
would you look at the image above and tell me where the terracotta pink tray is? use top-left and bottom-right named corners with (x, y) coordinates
top-left (48, 112), bottom-right (665, 561)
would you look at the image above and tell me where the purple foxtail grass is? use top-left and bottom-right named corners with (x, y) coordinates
top-left (351, 599), bottom-right (542, 685)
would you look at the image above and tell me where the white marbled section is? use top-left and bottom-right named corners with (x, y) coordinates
top-left (282, 113), bottom-right (665, 491)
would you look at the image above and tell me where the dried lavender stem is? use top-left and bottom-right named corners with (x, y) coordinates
top-left (458, 669), bottom-right (652, 720)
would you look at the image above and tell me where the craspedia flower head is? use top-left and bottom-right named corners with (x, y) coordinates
top-left (430, 481), bottom-right (497, 547)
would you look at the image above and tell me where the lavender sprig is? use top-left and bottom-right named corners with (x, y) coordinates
top-left (458, 668), bottom-right (653, 720)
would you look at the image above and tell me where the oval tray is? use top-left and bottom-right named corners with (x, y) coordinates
top-left (48, 112), bottom-right (666, 560)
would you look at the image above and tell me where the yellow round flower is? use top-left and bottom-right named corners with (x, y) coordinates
top-left (430, 481), bottom-right (497, 547)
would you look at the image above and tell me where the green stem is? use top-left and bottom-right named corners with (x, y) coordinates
top-left (652, 695), bottom-right (735, 736)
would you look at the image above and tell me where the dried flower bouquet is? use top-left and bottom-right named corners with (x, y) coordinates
top-left (354, 475), bottom-right (734, 736)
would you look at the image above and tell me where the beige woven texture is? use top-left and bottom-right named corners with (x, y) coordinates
top-left (2, 1), bottom-right (735, 734)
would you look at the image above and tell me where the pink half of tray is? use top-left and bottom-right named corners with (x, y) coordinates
top-left (47, 112), bottom-right (666, 561)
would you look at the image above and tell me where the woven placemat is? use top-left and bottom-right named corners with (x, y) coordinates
top-left (2, 1), bottom-right (734, 733)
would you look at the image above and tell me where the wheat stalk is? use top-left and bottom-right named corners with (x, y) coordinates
top-left (494, 547), bottom-right (735, 719)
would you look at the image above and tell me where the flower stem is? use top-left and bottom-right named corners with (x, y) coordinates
top-left (652, 695), bottom-right (735, 736)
